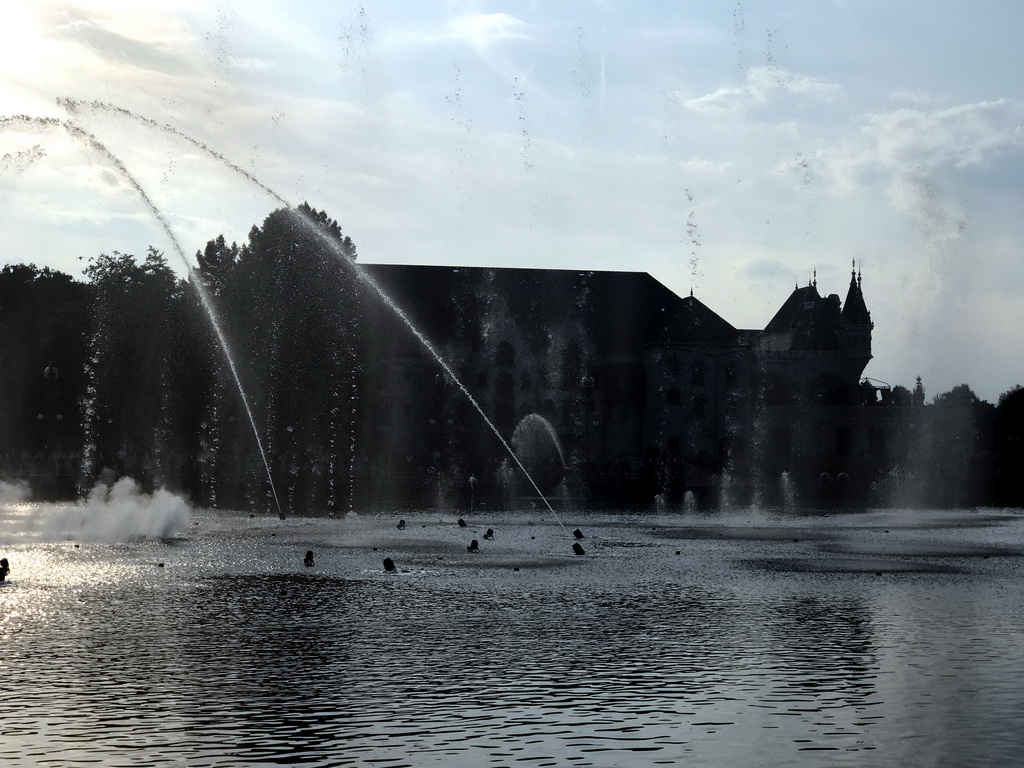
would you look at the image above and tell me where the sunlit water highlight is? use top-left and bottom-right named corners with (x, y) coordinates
top-left (2, 502), bottom-right (1024, 767)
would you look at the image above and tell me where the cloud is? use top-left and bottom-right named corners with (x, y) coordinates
top-left (678, 157), bottom-right (733, 174)
top-left (822, 99), bottom-right (1024, 194)
top-left (740, 258), bottom-right (793, 281)
top-left (637, 25), bottom-right (718, 44)
top-left (396, 12), bottom-right (531, 50)
top-left (445, 13), bottom-right (530, 50)
top-left (889, 90), bottom-right (934, 106)
top-left (682, 66), bottom-right (840, 114)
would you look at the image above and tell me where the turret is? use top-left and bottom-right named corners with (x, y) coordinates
top-left (842, 261), bottom-right (873, 357)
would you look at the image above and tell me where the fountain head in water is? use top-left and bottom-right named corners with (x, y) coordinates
top-left (510, 414), bottom-right (568, 496)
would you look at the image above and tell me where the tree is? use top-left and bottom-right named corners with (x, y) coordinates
top-left (199, 204), bottom-right (365, 512)
top-left (995, 385), bottom-right (1024, 505)
top-left (923, 383), bottom-right (995, 507)
top-left (931, 383), bottom-right (980, 408)
top-left (196, 234), bottom-right (240, 296)
top-left (890, 384), bottom-right (911, 407)
top-left (81, 248), bottom-right (202, 491)
top-left (0, 264), bottom-right (90, 495)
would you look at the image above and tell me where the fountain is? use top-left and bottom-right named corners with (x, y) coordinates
top-left (780, 470), bottom-right (796, 510)
top-left (718, 471), bottom-right (733, 510)
top-left (2, 102), bottom-right (571, 536)
top-left (510, 414), bottom-right (568, 497)
top-left (1, 113), bottom-right (285, 518)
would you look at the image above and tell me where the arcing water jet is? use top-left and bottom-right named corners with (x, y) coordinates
top-left (20, 102), bottom-right (570, 534)
top-left (1, 113), bottom-right (284, 519)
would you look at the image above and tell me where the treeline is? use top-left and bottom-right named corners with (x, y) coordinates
top-left (871, 382), bottom-right (1024, 508)
top-left (2, 202), bottom-right (1024, 510)
top-left (1, 203), bottom-right (366, 512)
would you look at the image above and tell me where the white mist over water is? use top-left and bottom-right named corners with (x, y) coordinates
top-left (23, 477), bottom-right (190, 543)
top-left (0, 480), bottom-right (30, 504)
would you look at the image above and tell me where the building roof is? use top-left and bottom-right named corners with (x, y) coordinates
top-left (842, 268), bottom-right (872, 326)
top-left (764, 284), bottom-right (820, 334)
top-left (360, 263), bottom-right (868, 359)
top-left (662, 294), bottom-right (738, 345)
top-left (763, 283), bottom-right (846, 352)
top-left (360, 263), bottom-right (684, 356)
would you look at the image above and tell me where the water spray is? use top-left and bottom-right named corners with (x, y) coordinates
top-left (4, 113), bottom-right (286, 519)
top-left (37, 101), bottom-right (571, 536)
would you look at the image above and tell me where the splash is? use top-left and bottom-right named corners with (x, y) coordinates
top-left (0, 144), bottom-right (45, 178)
top-left (780, 469), bottom-right (796, 510)
top-left (683, 489), bottom-right (696, 513)
top-left (0, 479), bottom-right (31, 504)
top-left (30, 476), bottom-right (189, 542)
top-left (512, 413), bottom-right (568, 468)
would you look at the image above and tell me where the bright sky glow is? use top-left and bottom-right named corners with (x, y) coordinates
top-left (2, 1), bottom-right (1023, 401)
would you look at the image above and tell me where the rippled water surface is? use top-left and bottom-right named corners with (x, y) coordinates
top-left (2, 504), bottom-right (1024, 767)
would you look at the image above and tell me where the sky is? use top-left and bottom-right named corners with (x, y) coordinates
top-left (1, 1), bottom-right (1023, 402)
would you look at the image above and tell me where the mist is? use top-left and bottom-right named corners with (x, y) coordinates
top-left (27, 477), bottom-right (191, 543)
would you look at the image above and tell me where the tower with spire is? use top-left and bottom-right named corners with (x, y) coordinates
top-left (841, 261), bottom-right (873, 359)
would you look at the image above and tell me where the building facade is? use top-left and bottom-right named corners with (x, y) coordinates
top-left (356, 263), bottom-right (896, 507)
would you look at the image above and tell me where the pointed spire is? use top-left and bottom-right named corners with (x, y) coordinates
top-left (843, 260), bottom-right (872, 326)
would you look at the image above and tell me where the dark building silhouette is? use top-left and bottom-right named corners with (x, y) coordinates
top-left (356, 262), bottom-right (888, 507)
top-left (6, 253), bottom-right (998, 510)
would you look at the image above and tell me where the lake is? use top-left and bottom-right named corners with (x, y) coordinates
top-left (2, 499), bottom-right (1023, 767)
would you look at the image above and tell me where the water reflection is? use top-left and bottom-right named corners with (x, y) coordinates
top-left (2, 508), bottom-right (1024, 766)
